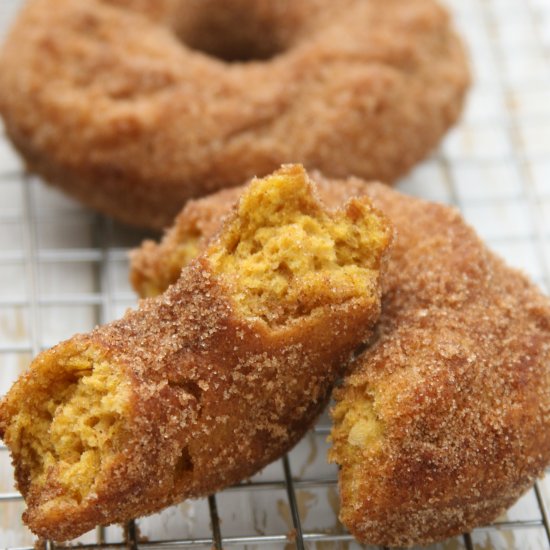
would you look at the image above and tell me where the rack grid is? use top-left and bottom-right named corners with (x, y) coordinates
top-left (1, 0), bottom-right (550, 548)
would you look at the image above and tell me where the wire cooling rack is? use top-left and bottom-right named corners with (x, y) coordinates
top-left (1, 0), bottom-right (550, 548)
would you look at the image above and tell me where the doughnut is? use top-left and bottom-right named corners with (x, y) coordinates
top-left (129, 174), bottom-right (550, 547)
top-left (0, 165), bottom-right (392, 541)
top-left (0, 0), bottom-right (469, 229)
top-left (329, 185), bottom-right (550, 547)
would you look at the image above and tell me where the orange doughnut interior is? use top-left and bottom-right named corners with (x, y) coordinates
top-left (208, 166), bottom-right (390, 326)
top-left (3, 345), bottom-right (130, 504)
top-left (329, 386), bottom-right (384, 488)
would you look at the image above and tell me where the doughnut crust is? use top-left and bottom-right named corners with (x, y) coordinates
top-left (130, 175), bottom-right (550, 547)
top-left (0, 166), bottom-right (392, 541)
top-left (0, 0), bottom-right (469, 229)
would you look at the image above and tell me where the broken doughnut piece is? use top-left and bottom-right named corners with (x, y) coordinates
top-left (0, 165), bottom-right (392, 541)
top-left (329, 183), bottom-right (550, 547)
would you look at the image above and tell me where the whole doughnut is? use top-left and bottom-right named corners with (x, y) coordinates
top-left (0, 0), bottom-right (469, 229)
top-left (130, 176), bottom-right (550, 547)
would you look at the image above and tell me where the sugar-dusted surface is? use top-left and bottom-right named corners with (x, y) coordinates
top-left (1, 0), bottom-right (550, 550)
top-left (0, 166), bottom-right (391, 542)
top-left (130, 173), bottom-right (550, 547)
top-left (330, 183), bottom-right (550, 547)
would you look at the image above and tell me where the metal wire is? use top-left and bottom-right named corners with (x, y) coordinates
top-left (282, 456), bottom-right (305, 550)
top-left (207, 495), bottom-right (223, 550)
top-left (1, 0), bottom-right (550, 548)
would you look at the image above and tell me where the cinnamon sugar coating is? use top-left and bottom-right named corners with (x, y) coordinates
top-left (130, 175), bottom-right (550, 547)
top-left (0, 166), bottom-right (392, 541)
top-left (0, 0), bottom-right (468, 229)
top-left (330, 184), bottom-right (550, 547)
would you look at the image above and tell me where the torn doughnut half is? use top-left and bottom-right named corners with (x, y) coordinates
top-left (129, 173), bottom-right (550, 547)
top-left (328, 184), bottom-right (550, 547)
top-left (0, 165), bottom-right (392, 541)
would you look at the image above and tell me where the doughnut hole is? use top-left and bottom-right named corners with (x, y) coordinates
top-left (172, 0), bottom-right (297, 62)
top-left (208, 166), bottom-right (391, 327)
top-left (3, 344), bottom-right (130, 505)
